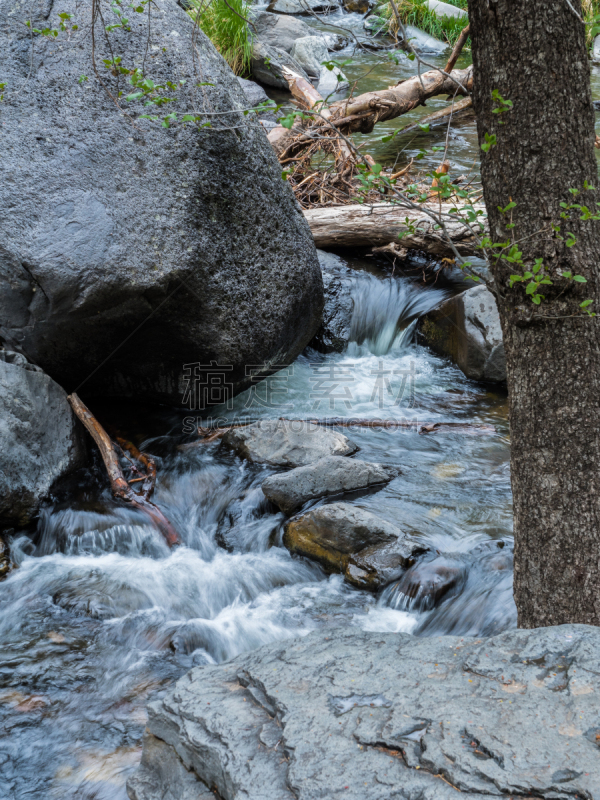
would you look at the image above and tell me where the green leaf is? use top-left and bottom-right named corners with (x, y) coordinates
top-left (580, 299), bottom-right (594, 308)
top-left (418, 123), bottom-right (430, 132)
top-left (532, 294), bottom-right (542, 305)
top-left (573, 275), bottom-right (587, 282)
top-left (525, 282), bottom-right (536, 295)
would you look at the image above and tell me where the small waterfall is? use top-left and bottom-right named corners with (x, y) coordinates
top-left (346, 274), bottom-right (449, 356)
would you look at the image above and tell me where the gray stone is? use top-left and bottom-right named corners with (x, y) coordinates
top-left (262, 456), bottom-right (398, 514)
top-left (0, 0), bottom-right (322, 405)
top-left (222, 420), bottom-right (358, 467)
top-left (403, 24), bottom-right (448, 54)
top-left (236, 76), bottom-right (270, 107)
top-left (283, 501), bottom-right (419, 588)
top-left (310, 251), bottom-right (353, 353)
top-left (251, 42), bottom-right (311, 88)
top-left (0, 352), bottom-right (86, 528)
top-left (251, 11), bottom-right (320, 53)
top-left (593, 33), bottom-right (600, 63)
top-left (128, 624), bottom-right (600, 800)
top-left (290, 36), bottom-right (329, 78)
top-left (267, 0), bottom-right (340, 15)
top-left (316, 63), bottom-right (349, 96)
top-left (426, 0), bottom-right (467, 20)
top-left (419, 285), bottom-right (506, 383)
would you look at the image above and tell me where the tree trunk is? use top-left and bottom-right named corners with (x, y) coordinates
top-left (303, 202), bottom-right (485, 256)
top-left (468, 0), bottom-right (600, 626)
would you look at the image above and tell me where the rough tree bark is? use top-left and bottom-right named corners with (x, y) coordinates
top-left (468, 0), bottom-right (600, 626)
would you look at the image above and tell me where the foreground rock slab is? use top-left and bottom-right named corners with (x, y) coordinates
top-left (222, 420), bottom-right (358, 467)
top-left (0, 0), bottom-right (322, 404)
top-left (420, 284), bottom-right (506, 383)
top-left (262, 456), bottom-right (398, 514)
top-left (0, 351), bottom-right (85, 528)
top-left (283, 502), bottom-right (420, 588)
top-left (128, 624), bottom-right (600, 800)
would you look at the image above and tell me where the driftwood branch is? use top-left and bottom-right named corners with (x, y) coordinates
top-left (444, 24), bottom-right (470, 74)
top-left (68, 393), bottom-right (180, 547)
top-left (301, 202), bottom-right (486, 256)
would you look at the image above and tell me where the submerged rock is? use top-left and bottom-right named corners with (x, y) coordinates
top-left (128, 624), bottom-right (600, 800)
top-left (343, 0), bottom-right (371, 12)
top-left (251, 42), bottom-right (311, 88)
top-left (283, 502), bottom-right (420, 588)
top-left (0, 534), bottom-right (10, 579)
top-left (419, 284), bottom-right (506, 383)
top-left (261, 456), bottom-right (398, 514)
top-left (0, 351), bottom-right (86, 528)
top-left (222, 420), bottom-right (358, 467)
top-left (363, 14), bottom-right (388, 35)
top-left (0, 0), bottom-right (322, 405)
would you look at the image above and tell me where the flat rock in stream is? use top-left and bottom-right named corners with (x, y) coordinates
top-left (267, 0), bottom-right (340, 14)
top-left (222, 420), bottom-right (358, 467)
top-left (128, 624), bottom-right (600, 800)
top-left (262, 456), bottom-right (398, 514)
top-left (283, 502), bottom-right (420, 588)
top-left (419, 285), bottom-right (506, 383)
top-left (251, 11), bottom-right (340, 53)
top-left (0, 0), bottom-right (322, 405)
top-left (0, 351), bottom-right (86, 528)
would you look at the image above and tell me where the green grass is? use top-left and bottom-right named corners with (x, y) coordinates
top-left (188, 0), bottom-right (254, 76)
top-left (380, 0), bottom-right (468, 47)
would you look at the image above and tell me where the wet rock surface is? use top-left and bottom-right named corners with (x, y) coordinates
top-left (0, 352), bottom-right (86, 528)
top-left (128, 624), bottom-right (600, 800)
top-left (0, 0), bottom-right (322, 404)
top-left (402, 24), bottom-right (448, 54)
top-left (283, 502), bottom-right (420, 587)
top-left (267, 0), bottom-right (340, 14)
top-left (310, 251), bottom-right (354, 353)
top-left (419, 285), bottom-right (506, 383)
top-left (251, 11), bottom-right (320, 52)
top-left (261, 456), bottom-right (399, 514)
top-left (251, 42), bottom-right (311, 88)
top-left (222, 420), bottom-right (358, 467)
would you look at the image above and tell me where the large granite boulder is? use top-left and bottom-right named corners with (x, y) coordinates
top-left (222, 420), bottom-right (358, 467)
top-left (262, 456), bottom-right (398, 514)
top-left (403, 24), bottom-right (448, 54)
top-left (0, 0), bottom-right (322, 405)
top-left (128, 624), bottom-right (600, 800)
top-left (419, 285), bottom-right (506, 383)
top-left (0, 351), bottom-right (86, 528)
top-left (283, 502), bottom-right (421, 588)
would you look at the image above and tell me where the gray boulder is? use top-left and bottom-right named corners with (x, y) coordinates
top-left (426, 0), bottom-right (467, 19)
top-left (261, 456), bottom-right (399, 514)
top-left (419, 284), bottom-right (506, 383)
top-left (267, 0), bottom-right (340, 14)
top-left (236, 77), bottom-right (271, 108)
top-left (290, 36), bottom-right (329, 78)
top-left (0, 0), bottom-right (322, 406)
top-left (129, 624), bottom-right (600, 800)
top-left (283, 501), bottom-right (420, 588)
top-left (251, 42), bottom-right (311, 88)
top-left (0, 351), bottom-right (86, 528)
top-left (222, 420), bottom-right (358, 467)
top-left (403, 24), bottom-right (448, 54)
top-left (251, 11), bottom-right (320, 53)
top-left (593, 33), bottom-right (600, 63)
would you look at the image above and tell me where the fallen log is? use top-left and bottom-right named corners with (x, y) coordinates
top-left (68, 393), bottom-right (180, 547)
top-left (302, 202), bottom-right (486, 257)
top-left (394, 96), bottom-right (473, 139)
top-left (271, 65), bottom-right (473, 159)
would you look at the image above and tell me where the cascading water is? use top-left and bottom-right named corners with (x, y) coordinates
top-left (0, 256), bottom-right (514, 799)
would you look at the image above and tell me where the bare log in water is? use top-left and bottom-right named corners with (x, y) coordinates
top-left (68, 393), bottom-right (180, 547)
top-left (302, 202), bottom-right (486, 256)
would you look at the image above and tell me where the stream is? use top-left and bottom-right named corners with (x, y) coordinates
top-left (3, 10), bottom-right (598, 800)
